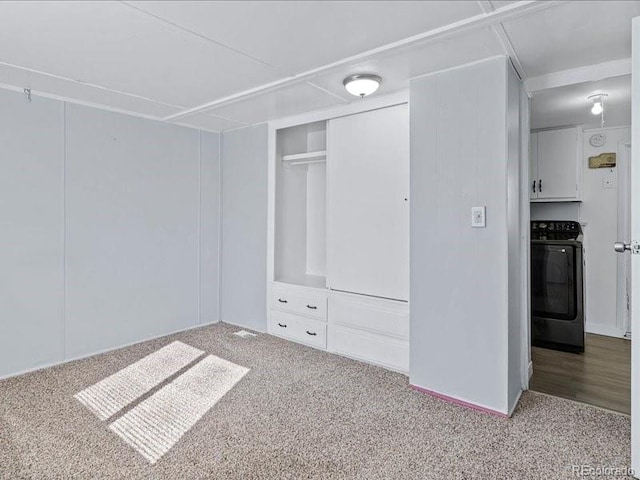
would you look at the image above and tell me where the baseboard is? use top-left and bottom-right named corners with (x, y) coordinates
top-left (409, 384), bottom-right (509, 418)
top-left (221, 319), bottom-right (267, 334)
top-left (585, 322), bottom-right (625, 339)
top-left (0, 320), bottom-right (218, 382)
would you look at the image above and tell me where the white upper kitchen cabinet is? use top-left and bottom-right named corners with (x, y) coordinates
top-left (326, 104), bottom-right (409, 301)
top-left (530, 126), bottom-right (582, 202)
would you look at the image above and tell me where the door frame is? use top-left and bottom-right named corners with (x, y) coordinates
top-left (618, 141), bottom-right (632, 337)
top-left (520, 88), bottom-right (532, 389)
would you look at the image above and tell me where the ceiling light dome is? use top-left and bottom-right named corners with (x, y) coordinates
top-left (343, 74), bottom-right (382, 98)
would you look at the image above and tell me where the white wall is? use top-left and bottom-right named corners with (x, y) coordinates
top-left (581, 126), bottom-right (631, 337)
top-left (0, 90), bottom-right (64, 378)
top-left (410, 56), bottom-right (524, 415)
top-left (507, 64), bottom-right (524, 410)
top-left (0, 89), bottom-right (220, 378)
top-left (220, 124), bottom-right (268, 331)
top-left (200, 133), bottom-right (221, 324)
top-left (530, 202), bottom-right (580, 221)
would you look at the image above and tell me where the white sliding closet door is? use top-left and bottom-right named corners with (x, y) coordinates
top-left (327, 104), bottom-right (409, 301)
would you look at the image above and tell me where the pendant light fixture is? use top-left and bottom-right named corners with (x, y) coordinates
top-left (343, 74), bottom-right (382, 98)
top-left (588, 93), bottom-right (608, 128)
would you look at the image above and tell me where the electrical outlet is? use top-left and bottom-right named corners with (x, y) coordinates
top-left (471, 206), bottom-right (486, 228)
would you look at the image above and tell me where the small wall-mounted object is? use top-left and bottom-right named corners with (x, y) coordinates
top-left (589, 133), bottom-right (607, 147)
top-left (471, 206), bottom-right (486, 228)
top-left (602, 168), bottom-right (616, 190)
top-left (588, 152), bottom-right (616, 169)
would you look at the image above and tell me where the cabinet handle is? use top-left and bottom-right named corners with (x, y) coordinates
top-left (306, 305), bottom-right (317, 310)
top-left (539, 179), bottom-right (542, 192)
top-left (278, 299), bottom-right (288, 304)
top-left (532, 180), bottom-right (536, 193)
top-left (277, 323), bottom-right (287, 328)
top-left (306, 331), bottom-right (317, 336)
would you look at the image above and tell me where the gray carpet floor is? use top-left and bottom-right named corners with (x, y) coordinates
top-left (0, 323), bottom-right (631, 479)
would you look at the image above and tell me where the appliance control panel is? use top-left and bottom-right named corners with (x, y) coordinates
top-left (531, 221), bottom-right (582, 240)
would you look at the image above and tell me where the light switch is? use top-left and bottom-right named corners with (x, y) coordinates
top-left (471, 206), bottom-right (486, 228)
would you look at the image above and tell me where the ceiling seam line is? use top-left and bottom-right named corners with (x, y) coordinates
top-left (169, 77), bottom-right (315, 118)
top-left (305, 82), bottom-right (350, 104)
top-left (492, 23), bottom-right (527, 79)
top-left (0, 60), bottom-right (188, 111)
top-left (0, 81), bottom-right (218, 134)
top-left (476, 0), bottom-right (526, 79)
top-left (163, 0), bottom-right (567, 121)
top-left (175, 111), bottom-right (251, 126)
top-left (524, 58), bottom-right (632, 93)
top-left (120, 1), bottom-right (289, 75)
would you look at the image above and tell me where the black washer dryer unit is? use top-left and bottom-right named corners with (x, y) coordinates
top-left (530, 220), bottom-right (585, 353)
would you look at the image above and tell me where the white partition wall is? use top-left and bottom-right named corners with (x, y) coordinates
top-left (409, 56), bottom-right (525, 416)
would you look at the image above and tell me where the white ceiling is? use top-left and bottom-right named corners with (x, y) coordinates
top-left (530, 74), bottom-right (632, 130)
top-left (0, 0), bottom-right (638, 131)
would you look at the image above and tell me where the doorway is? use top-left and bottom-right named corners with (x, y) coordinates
top-left (525, 75), bottom-right (632, 415)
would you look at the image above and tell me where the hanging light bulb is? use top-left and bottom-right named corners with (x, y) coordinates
top-left (588, 93), bottom-right (607, 115)
top-left (591, 98), bottom-right (603, 115)
top-left (588, 93), bottom-right (608, 128)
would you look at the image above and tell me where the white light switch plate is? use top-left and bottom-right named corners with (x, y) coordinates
top-left (602, 169), bottom-right (616, 190)
top-left (471, 206), bottom-right (486, 228)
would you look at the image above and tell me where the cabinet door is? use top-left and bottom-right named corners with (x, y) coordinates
top-left (327, 104), bottom-right (409, 301)
top-left (529, 132), bottom-right (538, 199)
top-left (537, 128), bottom-right (579, 200)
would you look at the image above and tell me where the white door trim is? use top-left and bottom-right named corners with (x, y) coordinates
top-left (630, 15), bottom-right (639, 476)
top-left (618, 141), bottom-right (632, 337)
top-left (520, 88), bottom-right (531, 389)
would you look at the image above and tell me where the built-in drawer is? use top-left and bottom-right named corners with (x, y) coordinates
top-left (329, 324), bottom-right (409, 373)
top-left (329, 291), bottom-right (408, 339)
top-left (269, 311), bottom-right (327, 350)
top-left (271, 284), bottom-right (327, 321)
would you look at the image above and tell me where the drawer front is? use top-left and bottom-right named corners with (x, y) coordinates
top-left (271, 285), bottom-right (327, 320)
top-left (329, 291), bottom-right (408, 339)
top-left (269, 311), bottom-right (327, 350)
top-left (329, 325), bottom-right (409, 373)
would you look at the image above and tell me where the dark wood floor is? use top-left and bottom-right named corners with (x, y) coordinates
top-left (530, 333), bottom-right (631, 415)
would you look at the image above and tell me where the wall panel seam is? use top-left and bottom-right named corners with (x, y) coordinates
top-left (198, 130), bottom-right (202, 325)
top-left (218, 133), bottom-right (224, 323)
top-left (62, 101), bottom-right (67, 361)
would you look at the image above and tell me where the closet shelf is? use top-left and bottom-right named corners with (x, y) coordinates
top-left (281, 150), bottom-right (326, 165)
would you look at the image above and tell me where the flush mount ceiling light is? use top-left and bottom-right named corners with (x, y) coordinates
top-left (588, 93), bottom-right (608, 127)
top-left (343, 74), bottom-right (382, 98)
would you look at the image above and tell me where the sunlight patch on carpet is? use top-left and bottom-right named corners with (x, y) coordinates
top-left (75, 341), bottom-right (204, 420)
top-left (233, 330), bottom-right (257, 338)
top-left (109, 355), bottom-right (249, 464)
